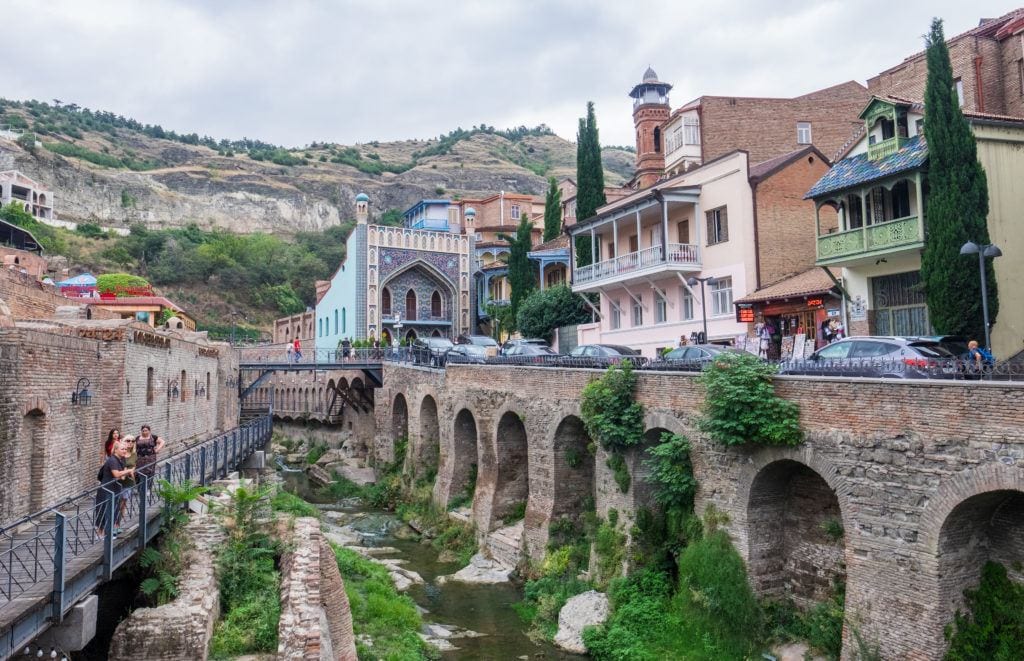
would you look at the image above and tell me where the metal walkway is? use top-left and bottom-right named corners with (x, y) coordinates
top-left (237, 346), bottom-right (385, 396)
top-left (0, 415), bottom-right (272, 659)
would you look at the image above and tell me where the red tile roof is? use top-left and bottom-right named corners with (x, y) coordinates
top-left (735, 268), bottom-right (839, 305)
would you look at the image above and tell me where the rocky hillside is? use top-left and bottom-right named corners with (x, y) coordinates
top-left (0, 99), bottom-right (635, 234)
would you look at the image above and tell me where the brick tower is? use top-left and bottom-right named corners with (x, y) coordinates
top-left (629, 67), bottom-right (672, 189)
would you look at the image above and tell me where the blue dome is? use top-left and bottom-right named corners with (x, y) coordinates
top-left (355, 193), bottom-right (369, 202)
top-left (465, 207), bottom-right (477, 216)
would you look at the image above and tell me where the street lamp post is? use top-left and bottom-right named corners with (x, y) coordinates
top-left (959, 241), bottom-right (1002, 349)
top-left (686, 276), bottom-right (712, 344)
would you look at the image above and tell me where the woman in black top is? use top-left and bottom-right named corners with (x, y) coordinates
top-left (94, 442), bottom-right (135, 538)
top-left (135, 424), bottom-right (165, 478)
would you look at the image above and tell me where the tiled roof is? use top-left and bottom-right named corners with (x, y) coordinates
top-left (734, 268), bottom-right (839, 305)
top-left (531, 235), bottom-right (569, 252)
top-left (806, 134), bottom-right (927, 199)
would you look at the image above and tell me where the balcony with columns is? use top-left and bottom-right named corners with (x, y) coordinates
top-left (569, 187), bottom-right (702, 293)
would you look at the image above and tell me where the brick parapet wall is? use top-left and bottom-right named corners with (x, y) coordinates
top-left (277, 516), bottom-right (333, 660)
top-left (379, 363), bottom-right (1024, 660)
top-left (0, 268), bottom-right (118, 321)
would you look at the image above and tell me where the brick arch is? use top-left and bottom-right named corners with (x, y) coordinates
top-left (737, 451), bottom-right (850, 610)
top-left (21, 398), bottom-right (50, 417)
top-left (415, 392), bottom-right (441, 482)
top-left (440, 405), bottom-right (481, 509)
top-left (391, 392), bottom-right (409, 444)
top-left (491, 409), bottom-right (530, 529)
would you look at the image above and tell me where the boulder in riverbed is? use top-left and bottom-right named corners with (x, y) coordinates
top-left (437, 553), bottom-right (512, 585)
top-left (553, 590), bottom-right (610, 654)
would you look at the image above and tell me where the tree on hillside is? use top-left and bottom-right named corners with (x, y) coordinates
top-left (542, 176), bottom-right (562, 242)
top-left (575, 102), bottom-right (606, 266)
top-left (516, 285), bottom-right (591, 341)
top-left (921, 17), bottom-right (997, 343)
top-left (499, 214), bottom-right (535, 326)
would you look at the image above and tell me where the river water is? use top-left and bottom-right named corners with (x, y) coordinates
top-left (282, 472), bottom-right (576, 660)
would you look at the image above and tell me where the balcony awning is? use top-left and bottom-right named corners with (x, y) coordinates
top-left (734, 268), bottom-right (839, 305)
top-left (805, 135), bottom-right (927, 200)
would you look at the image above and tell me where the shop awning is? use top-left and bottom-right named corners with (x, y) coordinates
top-left (734, 268), bottom-right (839, 306)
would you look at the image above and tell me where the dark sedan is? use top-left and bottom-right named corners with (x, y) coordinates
top-left (646, 344), bottom-right (749, 371)
top-left (446, 343), bottom-right (490, 364)
top-left (503, 344), bottom-right (560, 364)
top-left (558, 344), bottom-right (647, 368)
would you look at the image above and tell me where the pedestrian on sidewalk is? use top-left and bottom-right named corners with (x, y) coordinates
top-left (293, 337), bottom-right (302, 363)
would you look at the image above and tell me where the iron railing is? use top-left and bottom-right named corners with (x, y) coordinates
top-left (0, 415), bottom-right (272, 655)
top-left (238, 344), bottom-right (385, 366)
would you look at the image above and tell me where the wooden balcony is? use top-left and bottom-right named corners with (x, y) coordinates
top-left (572, 243), bottom-right (701, 291)
top-left (816, 215), bottom-right (923, 265)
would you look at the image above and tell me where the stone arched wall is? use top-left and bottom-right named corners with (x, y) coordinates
top-left (414, 393), bottom-right (441, 482)
top-left (490, 410), bottom-right (530, 531)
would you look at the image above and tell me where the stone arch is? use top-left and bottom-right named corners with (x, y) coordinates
top-left (381, 287), bottom-right (392, 315)
top-left (392, 392), bottom-right (409, 442)
top-left (492, 410), bottom-right (529, 527)
top-left (418, 395), bottom-right (440, 481)
top-left (447, 408), bottom-right (480, 508)
top-left (550, 414), bottom-right (596, 531)
top-left (746, 459), bottom-right (847, 608)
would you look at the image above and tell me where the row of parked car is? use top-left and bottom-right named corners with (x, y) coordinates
top-left (410, 334), bottom-right (997, 379)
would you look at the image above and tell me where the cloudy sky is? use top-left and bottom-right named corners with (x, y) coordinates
top-left (0, 1), bottom-right (1016, 148)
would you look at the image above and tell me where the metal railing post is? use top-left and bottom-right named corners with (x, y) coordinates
top-left (138, 477), bottom-right (148, 550)
top-left (102, 488), bottom-right (114, 580)
top-left (51, 512), bottom-right (66, 623)
top-left (213, 441), bottom-right (220, 480)
top-left (200, 447), bottom-right (207, 486)
top-left (184, 452), bottom-right (192, 483)
top-left (164, 462), bottom-right (172, 486)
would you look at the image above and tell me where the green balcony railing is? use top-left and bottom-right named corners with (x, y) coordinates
top-left (867, 136), bottom-right (907, 161)
top-left (817, 215), bottom-right (922, 263)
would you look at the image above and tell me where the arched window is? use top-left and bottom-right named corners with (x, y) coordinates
top-left (382, 288), bottom-right (392, 315)
top-left (653, 127), bottom-right (662, 153)
top-left (318, 318), bottom-right (322, 337)
top-left (146, 367), bottom-right (154, 406)
top-left (334, 309), bottom-right (339, 334)
top-left (431, 290), bottom-right (442, 317)
top-left (342, 308), bottom-right (346, 333)
top-left (180, 369), bottom-right (186, 402)
top-left (406, 289), bottom-right (417, 321)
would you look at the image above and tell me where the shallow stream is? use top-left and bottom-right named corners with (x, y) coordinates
top-left (282, 472), bottom-right (576, 660)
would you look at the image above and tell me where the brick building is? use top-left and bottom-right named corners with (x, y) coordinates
top-left (0, 272), bottom-right (239, 523)
top-left (273, 310), bottom-right (315, 345)
top-left (868, 8), bottom-right (1024, 119)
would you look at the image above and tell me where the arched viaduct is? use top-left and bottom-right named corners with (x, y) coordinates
top-left (376, 362), bottom-right (1024, 661)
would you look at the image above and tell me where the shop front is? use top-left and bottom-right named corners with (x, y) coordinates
top-left (734, 268), bottom-right (841, 360)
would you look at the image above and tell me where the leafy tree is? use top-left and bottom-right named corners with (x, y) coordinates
top-left (944, 561), bottom-right (1024, 660)
top-left (516, 285), bottom-right (591, 340)
top-left (921, 18), bottom-right (997, 343)
top-left (542, 176), bottom-right (562, 242)
top-left (580, 362), bottom-right (645, 453)
top-left (96, 272), bottom-right (151, 296)
top-left (15, 131), bottom-right (36, 153)
top-left (499, 214), bottom-right (535, 325)
top-left (574, 102), bottom-right (606, 266)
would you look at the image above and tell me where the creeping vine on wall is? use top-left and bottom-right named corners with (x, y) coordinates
top-left (580, 363), bottom-right (645, 493)
top-left (697, 352), bottom-right (802, 447)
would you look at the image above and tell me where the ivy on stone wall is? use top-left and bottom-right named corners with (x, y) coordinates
top-left (697, 352), bottom-right (802, 447)
top-left (580, 363), bottom-right (644, 493)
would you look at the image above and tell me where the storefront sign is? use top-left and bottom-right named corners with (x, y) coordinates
top-left (735, 303), bottom-right (755, 323)
top-left (806, 298), bottom-right (824, 308)
top-left (849, 295), bottom-right (867, 322)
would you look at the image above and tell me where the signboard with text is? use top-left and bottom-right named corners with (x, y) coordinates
top-left (736, 303), bottom-right (755, 323)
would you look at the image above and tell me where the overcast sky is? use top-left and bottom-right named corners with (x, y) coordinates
top-left (0, 1), bottom-right (1016, 148)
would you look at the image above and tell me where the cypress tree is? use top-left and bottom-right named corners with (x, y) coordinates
top-left (920, 17), bottom-right (997, 343)
top-left (575, 102), bottom-right (607, 266)
top-left (543, 176), bottom-right (562, 242)
top-left (500, 214), bottom-right (536, 326)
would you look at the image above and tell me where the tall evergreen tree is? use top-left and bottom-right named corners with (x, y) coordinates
top-left (575, 102), bottom-right (607, 266)
top-left (921, 18), bottom-right (997, 342)
top-left (543, 176), bottom-right (562, 242)
top-left (500, 214), bottom-right (536, 327)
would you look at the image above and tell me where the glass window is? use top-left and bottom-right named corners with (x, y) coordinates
top-left (850, 341), bottom-right (898, 358)
top-left (683, 117), bottom-right (700, 145)
top-left (610, 300), bottom-right (621, 330)
top-left (681, 289), bottom-right (694, 320)
top-left (677, 220), bottom-right (690, 244)
top-left (705, 207), bottom-right (729, 245)
top-left (655, 292), bottom-right (667, 323)
top-left (817, 341), bottom-right (852, 359)
top-left (955, 78), bottom-right (964, 106)
top-left (511, 204), bottom-right (521, 219)
top-left (334, 309), bottom-right (338, 334)
top-left (342, 308), bottom-right (346, 333)
top-left (797, 122), bottom-right (812, 144)
top-left (632, 296), bottom-right (643, 326)
top-left (710, 277), bottom-right (733, 316)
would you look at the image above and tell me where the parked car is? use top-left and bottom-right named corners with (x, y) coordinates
top-left (446, 343), bottom-right (490, 364)
top-left (457, 334), bottom-right (501, 357)
top-left (646, 344), bottom-right (749, 371)
top-left (559, 344), bottom-right (646, 368)
top-left (501, 338), bottom-right (549, 355)
top-left (778, 337), bottom-right (960, 379)
top-left (504, 344), bottom-right (560, 364)
top-left (411, 337), bottom-right (455, 367)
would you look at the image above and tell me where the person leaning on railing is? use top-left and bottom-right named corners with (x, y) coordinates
top-left (94, 441), bottom-right (134, 539)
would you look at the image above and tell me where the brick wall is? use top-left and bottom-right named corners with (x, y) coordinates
top-left (379, 363), bottom-right (1024, 660)
top-left (1001, 33), bottom-right (1024, 117)
top-left (754, 152), bottom-right (834, 287)
top-left (0, 268), bottom-right (117, 321)
top-left (273, 311), bottom-right (315, 345)
top-left (700, 82), bottom-right (868, 164)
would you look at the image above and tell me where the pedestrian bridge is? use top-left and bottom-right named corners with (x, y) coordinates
top-left (237, 345), bottom-right (385, 397)
top-left (0, 415), bottom-right (272, 659)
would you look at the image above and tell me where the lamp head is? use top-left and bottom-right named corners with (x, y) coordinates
top-left (959, 241), bottom-right (980, 255)
top-left (686, 277), bottom-right (698, 287)
top-left (983, 244), bottom-right (1002, 258)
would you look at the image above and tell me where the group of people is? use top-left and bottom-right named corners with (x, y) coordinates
top-left (286, 337), bottom-right (303, 363)
top-left (94, 425), bottom-right (165, 538)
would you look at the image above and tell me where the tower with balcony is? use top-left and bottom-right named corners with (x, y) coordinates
top-left (629, 67), bottom-right (672, 189)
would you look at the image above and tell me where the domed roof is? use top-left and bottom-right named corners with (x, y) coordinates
top-left (465, 207), bottom-right (477, 216)
top-left (643, 66), bottom-right (659, 83)
top-left (355, 192), bottom-right (369, 202)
